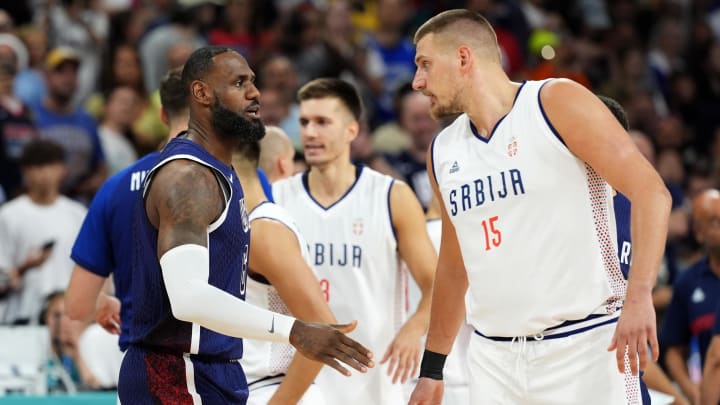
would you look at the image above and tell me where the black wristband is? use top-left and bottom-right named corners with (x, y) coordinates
top-left (418, 349), bottom-right (447, 380)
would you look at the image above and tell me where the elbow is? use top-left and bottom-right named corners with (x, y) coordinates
top-left (166, 281), bottom-right (202, 323)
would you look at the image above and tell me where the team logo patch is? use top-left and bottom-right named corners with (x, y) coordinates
top-left (239, 198), bottom-right (250, 232)
top-left (507, 138), bottom-right (518, 157)
top-left (352, 218), bottom-right (364, 236)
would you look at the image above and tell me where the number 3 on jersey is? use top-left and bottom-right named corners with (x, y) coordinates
top-left (481, 216), bottom-right (502, 250)
top-left (320, 278), bottom-right (330, 302)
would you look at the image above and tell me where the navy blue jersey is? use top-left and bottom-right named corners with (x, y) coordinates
top-left (71, 152), bottom-right (158, 351)
top-left (714, 303), bottom-right (720, 335)
top-left (613, 192), bottom-right (632, 278)
top-left (660, 257), bottom-right (720, 366)
top-left (129, 137), bottom-right (250, 359)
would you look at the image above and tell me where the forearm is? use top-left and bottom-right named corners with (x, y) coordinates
top-left (269, 354), bottom-right (323, 405)
top-left (701, 340), bottom-right (720, 405)
top-left (642, 360), bottom-right (685, 402)
top-left (162, 245), bottom-right (295, 343)
top-left (665, 348), bottom-right (696, 399)
top-left (66, 266), bottom-right (105, 322)
top-left (626, 188), bottom-right (671, 295)
top-left (425, 266), bottom-right (467, 354)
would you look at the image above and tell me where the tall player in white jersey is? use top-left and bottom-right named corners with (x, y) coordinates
top-left (272, 78), bottom-right (436, 405)
top-left (408, 10), bottom-right (672, 405)
top-left (233, 126), bottom-right (338, 405)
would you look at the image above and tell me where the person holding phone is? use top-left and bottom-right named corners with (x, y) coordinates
top-left (0, 139), bottom-right (86, 324)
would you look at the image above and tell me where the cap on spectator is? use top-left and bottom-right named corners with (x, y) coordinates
top-left (45, 47), bottom-right (80, 71)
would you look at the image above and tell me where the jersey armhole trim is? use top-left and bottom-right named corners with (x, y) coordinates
top-left (142, 154), bottom-right (233, 233)
top-left (537, 79), bottom-right (567, 148)
top-left (429, 134), bottom-right (439, 186)
top-left (388, 179), bottom-right (398, 245)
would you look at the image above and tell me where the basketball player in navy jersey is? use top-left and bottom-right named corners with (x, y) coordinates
top-left (409, 10), bottom-right (671, 405)
top-left (601, 95), bottom-right (688, 405)
top-left (66, 67), bottom-right (188, 348)
top-left (118, 46), bottom-right (373, 404)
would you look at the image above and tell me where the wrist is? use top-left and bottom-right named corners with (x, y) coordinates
top-left (418, 349), bottom-right (447, 380)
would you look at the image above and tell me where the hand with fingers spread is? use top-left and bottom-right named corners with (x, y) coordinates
top-left (607, 289), bottom-right (658, 375)
top-left (380, 319), bottom-right (425, 384)
top-left (289, 320), bottom-right (374, 376)
top-left (408, 378), bottom-right (444, 405)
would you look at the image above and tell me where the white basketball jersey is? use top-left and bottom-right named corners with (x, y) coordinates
top-left (272, 166), bottom-right (406, 405)
top-left (241, 202), bottom-right (312, 384)
top-left (431, 79), bottom-right (624, 337)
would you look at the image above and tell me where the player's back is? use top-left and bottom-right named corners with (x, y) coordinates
top-left (272, 166), bottom-right (405, 404)
top-left (432, 79), bottom-right (624, 337)
top-left (128, 137), bottom-right (250, 359)
top-left (72, 151), bottom-right (158, 351)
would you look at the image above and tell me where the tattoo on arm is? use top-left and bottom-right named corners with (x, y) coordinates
top-left (148, 160), bottom-right (226, 257)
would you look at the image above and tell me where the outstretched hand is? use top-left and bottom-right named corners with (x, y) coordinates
top-left (380, 321), bottom-right (424, 383)
top-left (607, 292), bottom-right (658, 375)
top-left (289, 320), bottom-right (374, 376)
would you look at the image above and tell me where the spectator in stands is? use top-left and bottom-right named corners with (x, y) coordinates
top-left (362, 0), bottom-right (416, 124)
top-left (41, 291), bottom-right (101, 392)
top-left (661, 189), bottom-right (720, 404)
top-left (0, 140), bottom-right (86, 325)
top-left (88, 44), bottom-right (165, 154)
top-left (30, 47), bottom-right (107, 203)
top-left (14, 26), bottom-right (48, 107)
top-left (97, 86), bottom-right (139, 175)
top-left (384, 83), bottom-right (440, 210)
top-left (0, 35), bottom-right (39, 200)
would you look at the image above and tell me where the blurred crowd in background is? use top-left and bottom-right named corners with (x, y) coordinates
top-left (0, 0), bottom-right (719, 400)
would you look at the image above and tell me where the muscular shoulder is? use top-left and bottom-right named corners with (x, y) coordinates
top-left (146, 159), bottom-right (225, 227)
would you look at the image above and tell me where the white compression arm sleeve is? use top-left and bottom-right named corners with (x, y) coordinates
top-left (160, 244), bottom-right (295, 343)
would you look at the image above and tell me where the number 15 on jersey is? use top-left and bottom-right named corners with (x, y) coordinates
top-left (481, 216), bottom-right (502, 251)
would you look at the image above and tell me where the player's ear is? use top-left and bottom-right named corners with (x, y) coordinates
top-left (458, 45), bottom-right (473, 74)
top-left (190, 80), bottom-right (212, 107)
top-left (346, 120), bottom-right (359, 143)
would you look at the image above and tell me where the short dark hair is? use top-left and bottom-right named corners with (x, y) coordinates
top-left (598, 95), bottom-right (629, 130)
top-left (181, 46), bottom-right (235, 90)
top-left (160, 67), bottom-right (188, 119)
top-left (414, 9), bottom-right (495, 45)
top-left (297, 78), bottom-right (363, 121)
top-left (20, 139), bottom-right (65, 167)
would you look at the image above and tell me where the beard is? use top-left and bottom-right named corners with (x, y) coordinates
top-left (210, 97), bottom-right (266, 144)
top-left (430, 94), bottom-right (463, 121)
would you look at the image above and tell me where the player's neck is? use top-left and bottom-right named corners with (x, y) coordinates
top-left (307, 159), bottom-right (357, 205)
top-left (26, 187), bottom-right (60, 206)
top-left (236, 171), bottom-right (265, 212)
top-left (185, 123), bottom-right (238, 166)
top-left (465, 70), bottom-right (520, 139)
